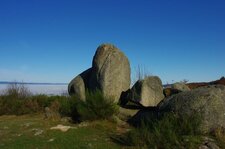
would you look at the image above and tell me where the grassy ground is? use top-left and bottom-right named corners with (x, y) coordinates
top-left (1, 84), bottom-right (224, 148)
top-left (0, 114), bottom-right (129, 149)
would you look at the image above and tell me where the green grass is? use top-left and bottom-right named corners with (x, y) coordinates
top-left (115, 113), bottom-right (204, 149)
top-left (0, 114), bottom-right (123, 149)
top-left (2, 84), bottom-right (225, 148)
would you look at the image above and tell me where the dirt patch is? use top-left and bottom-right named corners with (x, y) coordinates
top-left (50, 124), bottom-right (76, 132)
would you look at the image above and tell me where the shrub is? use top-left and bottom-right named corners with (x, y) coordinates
top-left (0, 96), bottom-right (41, 115)
top-left (31, 94), bottom-right (51, 108)
top-left (0, 87), bottom-right (74, 116)
top-left (31, 95), bottom-right (74, 116)
top-left (49, 100), bottom-right (61, 112)
top-left (73, 90), bottom-right (119, 121)
top-left (3, 83), bottom-right (31, 99)
top-left (0, 84), bottom-right (39, 115)
top-left (31, 95), bottom-right (78, 117)
top-left (119, 113), bottom-right (202, 149)
top-left (58, 96), bottom-right (77, 117)
top-left (20, 99), bottom-right (40, 114)
top-left (0, 97), bottom-right (21, 115)
top-left (0, 84), bottom-right (118, 119)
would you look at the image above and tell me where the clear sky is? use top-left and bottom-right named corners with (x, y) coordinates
top-left (0, 0), bottom-right (225, 84)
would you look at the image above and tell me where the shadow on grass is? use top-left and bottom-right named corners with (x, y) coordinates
top-left (110, 134), bottom-right (132, 146)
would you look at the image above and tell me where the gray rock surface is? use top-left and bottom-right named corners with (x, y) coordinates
top-left (68, 44), bottom-right (131, 103)
top-left (68, 68), bottom-right (92, 100)
top-left (130, 76), bottom-right (165, 107)
top-left (171, 82), bottom-right (190, 92)
top-left (89, 44), bottom-right (131, 102)
top-left (159, 85), bottom-right (225, 133)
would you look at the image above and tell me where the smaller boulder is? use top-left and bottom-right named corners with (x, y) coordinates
top-left (171, 82), bottom-right (190, 92)
top-left (68, 68), bottom-right (92, 100)
top-left (130, 76), bottom-right (165, 107)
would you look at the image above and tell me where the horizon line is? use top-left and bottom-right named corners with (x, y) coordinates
top-left (0, 81), bottom-right (68, 85)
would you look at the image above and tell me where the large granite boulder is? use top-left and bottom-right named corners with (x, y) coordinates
top-left (68, 44), bottom-right (131, 103)
top-left (130, 76), bottom-right (165, 107)
top-left (89, 44), bottom-right (131, 102)
top-left (171, 82), bottom-right (190, 92)
top-left (159, 85), bottom-right (225, 133)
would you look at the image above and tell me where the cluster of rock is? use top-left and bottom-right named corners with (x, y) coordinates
top-left (68, 43), bottom-right (225, 136)
top-left (68, 44), bottom-right (130, 102)
top-left (69, 44), bottom-right (167, 108)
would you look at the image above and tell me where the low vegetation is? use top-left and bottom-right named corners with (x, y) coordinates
top-left (0, 91), bottom-right (70, 116)
top-left (1, 83), bottom-right (225, 148)
top-left (211, 127), bottom-right (225, 148)
top-left (113, 113), bottom-right (204, 149)
top-left (0, 84), bottom-right (118, 122)
top-left (73, 90), bottom-right (119, 121)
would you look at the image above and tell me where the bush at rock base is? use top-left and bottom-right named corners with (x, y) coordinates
top-left (72, 90), bottom-right (119, 121)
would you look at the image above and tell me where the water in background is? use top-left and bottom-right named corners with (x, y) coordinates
top-left (0, 84), bottom-right (68, 96)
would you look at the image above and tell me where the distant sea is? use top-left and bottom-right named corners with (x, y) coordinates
top-left (0, 82), bottom-right (68, 96)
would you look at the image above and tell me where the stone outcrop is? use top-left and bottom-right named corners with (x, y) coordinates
top-left (68, 44), bottom-right (131, 102)
top-left (89, 44), bottom-right (131, 102)
top-left (171, 82), bottom-right (190, 92)
top-left (159, 85), bottom-right (225, 133)
top-left (130, 76), bottom-right (165, 107)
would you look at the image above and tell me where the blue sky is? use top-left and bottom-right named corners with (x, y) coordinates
top-left (0, 0), bottom-right (224, 84)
